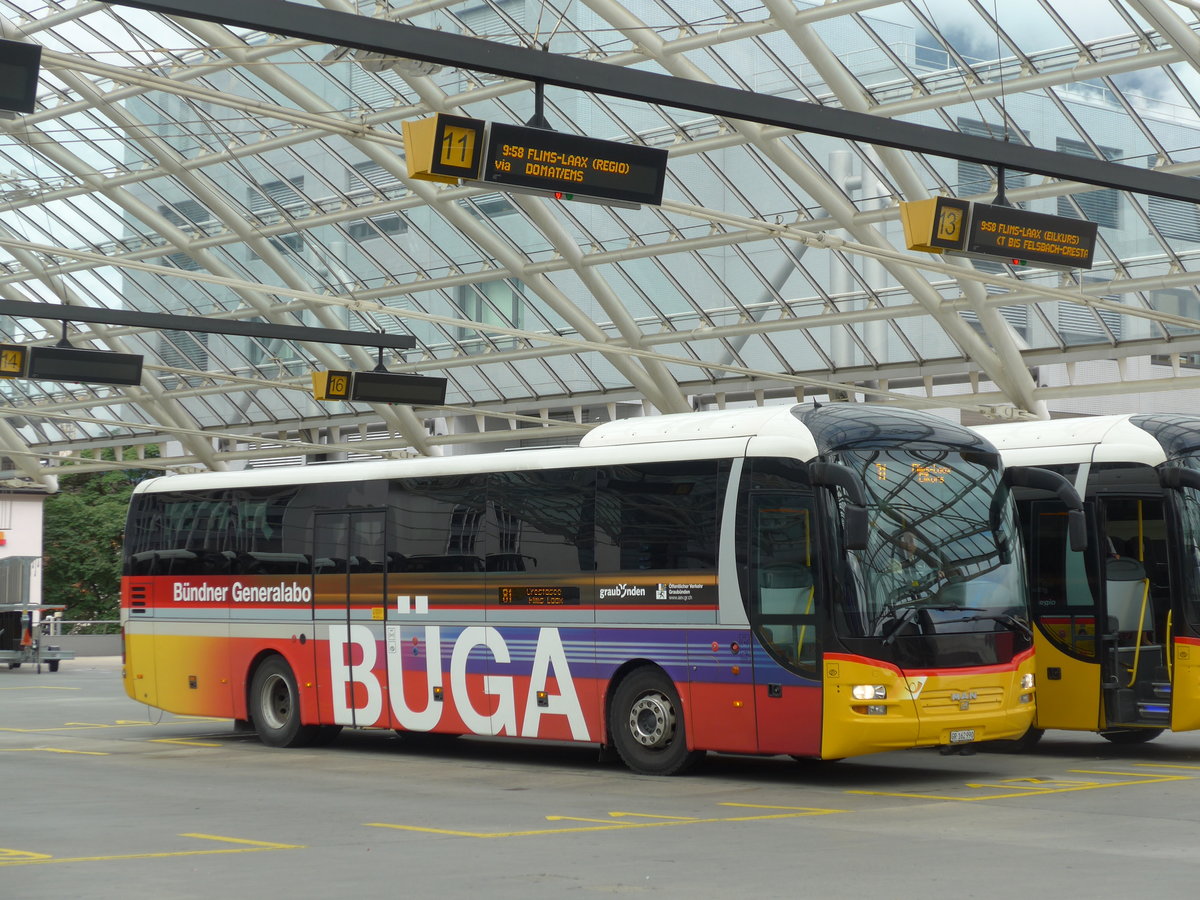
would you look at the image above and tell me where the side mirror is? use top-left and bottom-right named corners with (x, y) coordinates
top-left (1003, 466), bottom-right (1088, 551)
top-left (1160, 467), bottom-right (1200, 492)
top-left (844, 505), bottom-right (869, 551)
top-left (808, 461), bottom-right (870, 551)
top-left (1068, 508), bottom-right (1087, 553)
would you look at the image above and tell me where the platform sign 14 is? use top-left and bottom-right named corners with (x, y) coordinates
top-left (0, 344), bottom-right (27, 378)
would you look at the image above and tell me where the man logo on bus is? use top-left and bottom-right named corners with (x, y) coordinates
top-left (951, 690), bottom-right (977, 710)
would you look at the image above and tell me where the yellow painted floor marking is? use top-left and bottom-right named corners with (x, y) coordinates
top-left (1130, 762), bottom-right (1200, 770)
top-left (848, 769), bottom-right (1190, 802)
top-left (0, 748), bottom-right (108, 756)
top-left (0, 718), bottom-right (221, 734)
top-left (0, 834), bottom-right (302, 867)
top-left (715, 811), bottom-right (849, 816)
top-left (367, 804), bottom-right (845, 839)
top-left (149, 738), bottom-right (223, 748)
top-left (0, 849), bottom-right (52, 861)
top-left (1, 724), bottom-right (146, 733)
top-left (963, 777), bottom-right (1098, 791)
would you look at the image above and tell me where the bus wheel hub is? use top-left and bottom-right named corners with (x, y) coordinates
top-left (629, 693), bottom-right (674, 747)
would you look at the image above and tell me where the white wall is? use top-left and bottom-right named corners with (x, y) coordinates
top-left (0, 493), bottom-right (46, 606)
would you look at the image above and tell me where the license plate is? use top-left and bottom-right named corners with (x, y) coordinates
top-left (949, 729), bottom-right (975, 743)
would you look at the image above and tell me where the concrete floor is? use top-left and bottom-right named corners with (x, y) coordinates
top-left (4, 657), bottom-right (1200, 899)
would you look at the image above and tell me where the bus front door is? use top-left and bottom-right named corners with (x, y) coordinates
top-left (1025, 499), bottom-right (1103, 733)
top-left (314, 509), bottom-right (387, 728)
top-left (1169, 477), bottom-right (1200, 732)
top-left (747, 491), bottom-right (822, 757)
top-left (1095, 497), bottom-right (1172, 731)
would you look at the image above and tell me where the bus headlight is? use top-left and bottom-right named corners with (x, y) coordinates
top-left (851, 684), bottom-right (887, 700)
top-left (1021, 673), bottom-right (1035, 691)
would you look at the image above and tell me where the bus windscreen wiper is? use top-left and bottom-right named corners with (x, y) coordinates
top-left (875, 602), bottom-right (987, 644)
top-left (954, 612), bottom-right (1033, 640)
top-left (876, 594), bottom-right (984, 621)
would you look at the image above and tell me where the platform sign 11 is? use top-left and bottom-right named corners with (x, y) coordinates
top-left (402, 114), bottom-right (485, 184)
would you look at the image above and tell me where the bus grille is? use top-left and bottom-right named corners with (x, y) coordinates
top-left (918, 686), bottom-right (1005, 716)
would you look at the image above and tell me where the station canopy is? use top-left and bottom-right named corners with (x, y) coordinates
top-left (3, 0), bottom-right (1200, 489)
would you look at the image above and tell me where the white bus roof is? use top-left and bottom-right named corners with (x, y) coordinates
top-left (582, 404), bottom-right (806, 446)
top-left (133, 405), bottom-right (818, 496)
top-left (973, 415), bottom-right (1170, 467)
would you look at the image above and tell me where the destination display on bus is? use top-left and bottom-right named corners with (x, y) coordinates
top-left (498, 585), bottom-right (581, 606)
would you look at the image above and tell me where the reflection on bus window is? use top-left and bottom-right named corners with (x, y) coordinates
top-left (835, 445), bottom-right (1025, 640)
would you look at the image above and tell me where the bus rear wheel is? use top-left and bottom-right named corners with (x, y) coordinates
top-left (1100, 728), bottom-right (1163, 745)
top-left (250, 656), bottom-right (321, 748)
top-left (610, 668), bottom-right (702, 776)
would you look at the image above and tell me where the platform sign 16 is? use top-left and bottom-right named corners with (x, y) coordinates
top-left (311, 369), bottom-right (352, 401)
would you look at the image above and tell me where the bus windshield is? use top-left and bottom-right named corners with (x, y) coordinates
top-left (834, 445), bottom-right (1027, 650)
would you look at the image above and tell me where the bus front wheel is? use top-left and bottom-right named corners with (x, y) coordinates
top-left (250, 656), bottom-right (321, 748)
top-left (1100, 728), bottom-right (1163, 745)
top-left (610, 668), bottom-right (702, 776)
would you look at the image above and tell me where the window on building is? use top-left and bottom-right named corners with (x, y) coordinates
top-left (1148, 195), bottom-right (1200, 243)
top-left (956, 118), bottom-right (1027, 198)
top-left (1057, 138), bottom-right (1121, 229)
top-left (1149, 288), bottom-right (1200, 337)
top-left (348, 160), bottom-right (402, 194)
top-left (347, 214), bottom-right (408, 241)
top-left (247, 176), bottom-right (305, 217)
top-left (158, 200), bottom-right (213, 228)
top-left (455, 279), bottom-right (525, 352)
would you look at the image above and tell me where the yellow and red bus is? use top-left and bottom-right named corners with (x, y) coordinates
top-left (122, 404), bottom-right (1040, 774)
top-left (976, 414), bottom-right (1200, 747)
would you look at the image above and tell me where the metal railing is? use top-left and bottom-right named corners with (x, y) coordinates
top-left (51, 619), bottom-right (121, 636)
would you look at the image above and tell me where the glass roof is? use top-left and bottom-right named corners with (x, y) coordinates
top-left (3, 0), bottom-right (1200, 488)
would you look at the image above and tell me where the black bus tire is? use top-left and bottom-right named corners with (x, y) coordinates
top-left (1100, 728), bottom-right (1163, 745)
top-left (610, 667), bottom-right (702, 776)
top-left (249, 656), bottom-right (321, 748)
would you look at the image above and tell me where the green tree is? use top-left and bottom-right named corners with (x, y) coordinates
top-left (42, 449), bottom-right (156, 622)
